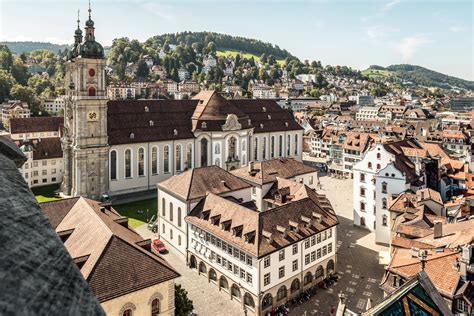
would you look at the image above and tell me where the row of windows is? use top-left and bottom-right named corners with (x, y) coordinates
top-left (304, 243), bottom-right (333, 265)
top-left (25, 169), bottom-right (58, 177)
top-left (263, 260), bottom-right (299, 287)
top-left (18, 132), bottom-right (58, 138)
top-left (110, 145), bottom-right (193, 180)
top-left (253, 134), bottom-right (299, 161)
top-left (29, 177), bottom-right (57, 184)
top-left (304, 229), bottom-right (332, 249)
top-left (24, 159), bottom-right (59, 169)
top-left (191, 225), bottom-right (253, 266)
top-left (213, 252), bottom-right (253, 285)
top-left (161, 199), bottom-right (182, 227)
top-left (161, 224), bottom-right (182, 245)
top-left (121, 298), bottom-right (160, 316)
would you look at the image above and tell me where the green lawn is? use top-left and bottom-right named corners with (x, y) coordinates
top-left (32, 184), bottom-right (63, 203)
top-left (362, 68), bottom-right (393, 78)
top-left (113, 198), bottom-right (157, 229)
top-left (216, 49), bottom-right (285, 65)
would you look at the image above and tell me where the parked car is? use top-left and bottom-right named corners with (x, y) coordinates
top-left (152, 239), bottom-right (167, 253)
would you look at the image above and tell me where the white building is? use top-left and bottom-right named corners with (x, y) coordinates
top-left (41, 96), bottom-right (66, 115)
top-left (162, 79), bottom-right (178, 94)
top-left (202, 55), bottom-right (217, 74)
top-left (185, 176), bottom-right (338, 315)
top-left (252, 85), bottom-right (277, 99)
top-left (352, 140), bottom-right (426, 245)
top-left (1, 100), bottom-right (30, 128)
top-left (107, 84), bottom-right (136, 100)
top-left (178, 67), bottom-right (190, 81)
top-left (355, 106), bottom-right (380, 121)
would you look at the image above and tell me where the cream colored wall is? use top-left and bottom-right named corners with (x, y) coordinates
top-left (100, 280), bottom-right (175, 316)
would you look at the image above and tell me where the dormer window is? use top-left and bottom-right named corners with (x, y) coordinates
top-left (248, 119), bottom-right (251, 125)
top-left (173, 129), bottom-right (178, 136)
top-left (285, 122), bottom-right (289, 127)
top-left (144, 106), bottom-right (149, 112)
top-left (260, 123), bottom-right (264, 129)
top-left (267, 115), bottom-right (271, 120)
top-left (149, 120), bottom-right (154, 126)
top-left (201, 122), bottom-right (207, 129)
top-left (129, 133), bottom-right (134, 139)
top-left (262, 107), bottom-right (267, 112)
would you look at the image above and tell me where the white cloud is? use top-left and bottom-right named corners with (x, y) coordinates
top-left (383, 0), bottom-right (401, 11)
top-left (139, 1), bottom-right (175, 21)
top-left (396, 35), bottom-right (431, 60)
top-left (365, 25), bottom-right (398, 40)
top-left (449, 25), bottom-right (464, 33)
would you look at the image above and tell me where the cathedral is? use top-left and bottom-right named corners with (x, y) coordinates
top-left (62, 8), bottom-right (303, 199)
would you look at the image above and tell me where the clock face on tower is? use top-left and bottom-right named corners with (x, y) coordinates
top-left (88, 111), bottom-right (98, 121)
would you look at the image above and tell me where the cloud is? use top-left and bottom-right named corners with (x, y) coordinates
top-left (138, 1), bottom-right (175, 21)
top-left (449, 25), bottom-right (464, 33)
top-left (365, 25), bottom-right (398, 40)
top-left (396, 35), bottom-right (431, 60)
top-left (383, 0), bottom-right (401, 11)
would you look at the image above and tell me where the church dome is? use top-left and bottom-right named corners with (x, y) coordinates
top-left (77, 39), bottom-right (104, 59)
top-left (85, 18), bottom-right (94, 28)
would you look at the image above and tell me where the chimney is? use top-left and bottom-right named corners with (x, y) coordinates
top-left (248, 161), bottom-right (254, 173)
top-left (460, 244), bottom-right (473, 280)
top-left (433, 220), bottom-right (442, 239)
top-left (419, 250), bottom-right (428, 271)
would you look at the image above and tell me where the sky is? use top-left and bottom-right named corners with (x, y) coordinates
top-left (0, 0), bottom-right (472, 80)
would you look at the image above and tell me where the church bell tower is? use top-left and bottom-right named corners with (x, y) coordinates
top-left (62, 3), bottom-right (109, 199)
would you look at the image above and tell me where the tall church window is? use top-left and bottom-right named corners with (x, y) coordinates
top-left (151, 299), bottom-right (160, 316)
top-left (88, 86), bottom-right (96, 96)
top-left (228, 136), bottom-right (237, 160)
top-left (151, 147), bottom-right (158, 175)
top-left (164, 146), bottom-right (170, 173)
top-left (200, 138), bottom-right (208, 167)
top-left (125, 149), bottom-right (132, 178)
top-left (169, 202), bottom-right (173, 221)
top-left (138, 148), bottom-right (145, 176)
top-left (185, 144), bottom-right (192, 170)
top-left (271, 136), bottom-right (275, 158)
top-left (262, 137), bottom-right (267, 160)
top-left (110, 150), bottom-right (117, 180)
top-left (178, 207), bottom-right (182, 227)
top-left (254, 138), bottom-right (258, 161)
top-left (175, 144), bottom-right (182, 172)
top-left (287, 135), bottom-right (291, 156)
top-left (294, 134), bottom-right (298, 155)
top-left (279, 135), bottom-right (283, 157)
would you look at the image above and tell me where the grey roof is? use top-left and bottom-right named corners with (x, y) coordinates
top-left (0, 138), bottom-right (104, 315)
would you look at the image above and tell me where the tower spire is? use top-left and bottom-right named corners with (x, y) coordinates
top-left (77, 9), bottom-right (80, 29)
top-left (88, 0), bottom-right (91, 20)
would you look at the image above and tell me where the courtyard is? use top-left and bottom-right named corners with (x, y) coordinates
top-left (135, 174), bottom-right (388, 315)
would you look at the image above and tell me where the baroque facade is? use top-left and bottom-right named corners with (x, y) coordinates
top-left (61, 13), bottom-right (303, 199)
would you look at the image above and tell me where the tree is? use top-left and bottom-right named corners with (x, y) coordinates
top-left (175, 284), bottom-right (193, 316)
top-left (0, 69), bottom-right (16, 102)
top-left (11, 57), bottom-right (30, 85)
top-left (27, 74), bottom-right (54, 96)
top-left (0, 44), bottom-right (13, 71)
top-left (135, 59), bottom-right (149, 78)
top-left (10, 84), bottom-right (37, 105)
top-left (310, 88), bottom-right (321, 98)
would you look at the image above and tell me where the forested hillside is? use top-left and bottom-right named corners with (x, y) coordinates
top-left (1, 41), bottom-right (69, 55)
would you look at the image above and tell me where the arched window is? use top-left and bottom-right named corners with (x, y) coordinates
top-left (231, 284), bottom-right (241, 300)
top-left (88, 86), bottom-right (96, 96)
top-left (254, 138), bottom-right (258, 161)
top-left (327, 259), bottom-right (335, 274)
top-left (228, 137), bottom-right (237, 160)
top-left (200, 138), bottom-right (208, 167)
top-left (277, 286), bottom-right (287, 301)
top-left (290, 278), bottom-right (300, 293)
top-left (271, 136), bottom-right (275, 158)
top-left (287, 135), bottom-right (291, 156)
top-left (294, 134), bottom-right (298, 155)
top-left (382, 215), bottom-right (388, 226)
top-left (169, 202), bottom-right (173, 221)
top-left (177, 207), bottom-right (182, 227)
top-left (279, 135), bottom-right (283, 157)
top-left (360, 216), bottom-right (366, 227)
top-left (377, 163), bottom-right (381, 170)
top-left (138, 148), bottom-right (145, 176)
top-left (164, 145), bottom-right (170, 173)
top-left (161, 198), bottom-right (165, 217)
top-left (152, 147), bottom-right (158, 175)
top-left (199, 262), bottom-right (207, 274)
top-left (110, 150), bottom-right (117, 180)
top-left (151, 299), bottom-right (159, 316)
top-left (304, 271), bottom-right (313, 285)
top-left (209, 268), bottom-right (217, 281)
top-left (382, 182), bottom-right (387, 193)
top-left (377, 152), bottom-right (381, 159)
top-left (122, 309), bottom-right (132, 316)
top-left (185, 144), bottom-right (192, 170)
top-left (244, 293), bottom-right (255, 309)
top-left (215, 143), bottom-right (220, 154)
top-left (125, 149), bottom-right (132, 178)
top-left (382, 198), bottom-right (387, 209)
top-left (315, 265), bottom-right (324, 279)
top-left (175, 144), bottom-right (182, 172)
top-left (262, 293), bottom-right (273, 309)
top-left (262, 137), bottom-right (267, 160)
top-left (368, 162), bottom-right (372, 169)
top-left (219, 276), bottom-right (229, 290)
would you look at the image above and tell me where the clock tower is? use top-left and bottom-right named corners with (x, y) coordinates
top-left (62, 5), bottom-right (109, 199)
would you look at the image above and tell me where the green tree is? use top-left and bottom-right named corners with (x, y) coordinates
top-left (0, 44), bottom-right (13, 71)
top-left (135, 59), bottom-right (149, 78)
top-left (10, 84), bottom-right (37, 105)
top-left (175, 285), bottom-right (193, 316)
top-left (0, 69), bottom-right (16, 102)
top-left (28, 74), bottom-right (54, 96)
top-left (310, 88), bottom-right (321, 98)
top-left (11, 57), bottom-right (30, 85)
